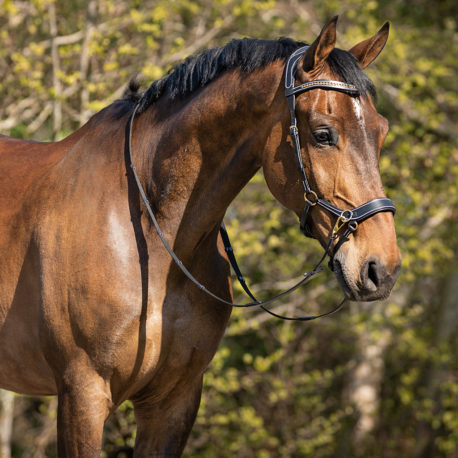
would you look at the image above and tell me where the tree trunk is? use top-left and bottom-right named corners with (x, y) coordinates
top-left (0, 390), bottom-right (14, 458)
top-left (416, 270), bottom-right (458, 457)
top-left (346, 286), bottom-right (409, 452)
top-left (347, 305), bottom-right (391, 448)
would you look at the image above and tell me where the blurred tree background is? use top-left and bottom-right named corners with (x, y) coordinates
top-left (0, 0), bottom-right (456, 456)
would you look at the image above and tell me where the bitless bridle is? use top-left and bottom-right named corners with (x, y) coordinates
top-left (126, 46), bottom-right (396, 321)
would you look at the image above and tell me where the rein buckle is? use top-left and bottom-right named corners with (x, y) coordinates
top-left (331, 210), bottom-right (353, 238)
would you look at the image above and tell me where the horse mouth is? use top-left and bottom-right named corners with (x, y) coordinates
top-left (332, 259), bottom-right (356, 300)
top-left (332, 257), bottom-right (400, 302)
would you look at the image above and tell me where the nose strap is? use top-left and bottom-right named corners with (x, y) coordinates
top-left (313, 197), bottom-right (395, 222)
top-left (300, 197), bottom-right (395, 238)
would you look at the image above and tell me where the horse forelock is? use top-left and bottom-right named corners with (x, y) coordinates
top-left (122, 37), bottom-right (377, 114)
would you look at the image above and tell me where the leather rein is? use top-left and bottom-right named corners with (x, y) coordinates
top-left (126, 46), bottom-right (396, 321)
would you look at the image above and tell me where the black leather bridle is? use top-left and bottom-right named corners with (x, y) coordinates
top-left (284, 46), bottom-right (395, 255)
top-left (126, 46), bottom-right (396, 321)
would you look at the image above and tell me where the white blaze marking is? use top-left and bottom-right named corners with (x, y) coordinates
top-left (352, 98), bottom-right (362, 120)
top-left (352, 98), bottom-right (367, 137)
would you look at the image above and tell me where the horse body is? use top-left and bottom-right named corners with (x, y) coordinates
top-left (0, 67), bottom-right (272, 453)
top-left (0, 137), bottom-right (56, 394)
top-left (0, 18), bottom-right (401, 456)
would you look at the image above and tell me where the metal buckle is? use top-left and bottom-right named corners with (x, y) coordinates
top-left (348, 221), bottom-right (358, 232)
top-left (331, 210), bottom-right (353, 238)
top-left (290, 125), bottom-right (298, 135)
top-left (304, 191), bottom-right (318, 206)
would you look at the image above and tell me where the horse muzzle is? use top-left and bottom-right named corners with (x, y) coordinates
top-left (332, 255), bottom-right (401, 302)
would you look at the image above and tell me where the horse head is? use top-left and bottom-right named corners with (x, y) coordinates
top-left (263, 17), bottom-right (401, 301)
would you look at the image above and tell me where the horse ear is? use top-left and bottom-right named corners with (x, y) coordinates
top-left (301, 16), bottom-right (338, 75)
top-left (349, 22), bottom-right (390, 69)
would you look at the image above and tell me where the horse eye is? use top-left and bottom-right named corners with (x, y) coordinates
top-left (313, 128), bottom-right (338, 146)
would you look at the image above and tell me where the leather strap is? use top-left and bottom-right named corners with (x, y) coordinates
top-left (220, 223), bottom-right (347, 321)
top-left (286, 80), bottom-right (360, 97)
top-left (315, 198), bottom-right (396, 221)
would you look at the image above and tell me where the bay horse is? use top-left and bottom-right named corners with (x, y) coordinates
top-left (0, 17), bottom-right (400, 456)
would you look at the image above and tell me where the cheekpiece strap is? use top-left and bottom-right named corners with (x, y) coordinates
top-left (284, 46), bottom-right (310, 91)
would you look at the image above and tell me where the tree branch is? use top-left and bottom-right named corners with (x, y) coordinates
top-left (380, 81), bottom-right (457, 140)
top-left (48, 2), bottom-right (62, 137)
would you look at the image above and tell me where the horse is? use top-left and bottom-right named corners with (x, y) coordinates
top-left (0, 17), bottom-right (401, 456)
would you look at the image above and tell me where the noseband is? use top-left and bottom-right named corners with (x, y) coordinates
top-left (126, 46), bottom-right (396, 321)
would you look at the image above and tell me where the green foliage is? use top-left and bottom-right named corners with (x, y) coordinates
top-left (0, 1), bottom-right (456, 457)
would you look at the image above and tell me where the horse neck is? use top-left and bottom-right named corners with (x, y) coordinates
top-left (133, 61), bottom-right (286, 253)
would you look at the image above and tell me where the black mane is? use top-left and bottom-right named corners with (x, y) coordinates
top-left (125, 37), bottom-right (376, 113)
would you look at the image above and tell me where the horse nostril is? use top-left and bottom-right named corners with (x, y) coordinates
top-left (368, 261), bottom-right (379, 288)
top-left (357, 257), bottom-right (400, 301)
top-left (361, 258), bottom-right (384, 292)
